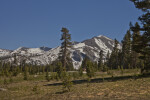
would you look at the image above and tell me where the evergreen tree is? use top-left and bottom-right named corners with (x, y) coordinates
top-left (13, 53), bottom-right (17, 65)
top-left (86, 60), bottom-right (95, 78)
top-left (81, 56), bottom-right (90, 69)
top-left (131, 22), bottom-right (141, 68)
top-left (59, 27), bottom-right (73, 71)
top-left (42, 66), bottom-right (45, 74)
top-left (12, 66), bottom-right (20, 76)
top-left (106, 51), bottom-right (110, 63)
top-left (56, 61), bottom-right (64, 79)
top-left (118, 50), bottom-right (123, 68)
top-left (98, 50), bottom-right (104, 71)
top-left (78, 66), bottom-right (83, 77)
top-left (108, 39), bottom-right (119, 69)
top-left (121, 30), bottom-right (132, 69)
top-left (45, 70), bottom-right (50, 81)
top-left (62, 72), bottom-right (73, 92)
top-left (93, 62), bottom-right (98, 72)
top-left (130, 0), bottom-right (150, 73)
top-left (105, 51), bottom-right (110, 69)
top-left (23, 66), bottom-right (28, 80)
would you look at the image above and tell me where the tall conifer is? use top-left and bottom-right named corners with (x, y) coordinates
top-left (121, 30), bottom-right (132, 69)
top-left (59, 27), bottom-right (72, 71)
top-left (130, 0), bottom-right (150, 72)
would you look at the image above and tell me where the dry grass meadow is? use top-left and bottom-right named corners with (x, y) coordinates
top-left (0, 69), bottom-right (150, 100)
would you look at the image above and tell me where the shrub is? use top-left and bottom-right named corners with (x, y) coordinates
top-left (79, 67), bottom-right (83, 77)
top-left (45, 70), bottom-right (50, 81)
top-left (62, 72), bottom-right (73, 92)
top-left (72, 72), bottom-right (79, 80)
top-left (24, 67), bottom-right (28, 80)
top-left (86, 61), bottom-right (95, 78)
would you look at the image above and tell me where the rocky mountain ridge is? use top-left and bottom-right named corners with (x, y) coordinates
top-left (0, 35), bottom-right (121, 69)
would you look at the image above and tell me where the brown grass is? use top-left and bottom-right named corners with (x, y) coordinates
top-left (0, 69), bottom-right (150, 100)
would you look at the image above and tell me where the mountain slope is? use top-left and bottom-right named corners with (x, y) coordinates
top-left (0, 35), bottom-right (121, 69)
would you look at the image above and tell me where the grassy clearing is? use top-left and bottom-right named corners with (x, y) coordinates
top-left (0, 69), bottom-right (150, 100)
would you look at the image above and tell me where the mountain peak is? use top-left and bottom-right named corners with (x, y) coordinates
top-left (40, 46), bottom-right (51, 51)
top-left (16, 47), bottom-right (29, 51)
top-left (96, 35), bottom-right (112, 41)
top-left (0, 35), bottom-right (122, 69)
top-left (97, 35), bottom-right (103, 37)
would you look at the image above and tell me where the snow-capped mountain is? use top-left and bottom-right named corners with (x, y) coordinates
top-left (0, 35), bottom-right (121, 69)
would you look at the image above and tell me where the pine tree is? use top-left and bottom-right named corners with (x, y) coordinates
top-left (13, 53), bottom-right (17, 65)
top-left (81, 57), bottom-right (89, 69)
top-left (78, 66), bottom-right (83, 77)
top-left (108, 39), bottom-right (119, 69)
top-left (121, 30), bottom-right (132, 69)
top-left (24, 66), bottom-right (28, 80)
top-left (45, 70), bottom-right (50, 81)
top-left (13, 66), bottom-right (20, 76)
top-left (98, 50), bottom-right (104, 71)
top-left (105, 51), bottom-right (110, 69)
top-left (62, 73), bottom-right (73, 92)
top-left (86, 60), bottom-right (95, 78)
top-left (106, 51), bottom-right (110, 64)
top-left (131, 22), bottom-right (141, 68)
top-left (56, 61), bottom-right (63, 79)
top-left (59, 27), bottom-right (72, 71)
top-left (130, 0), bottom-right (150, 73)
top-left (93, 62), bottom-right (98, 72)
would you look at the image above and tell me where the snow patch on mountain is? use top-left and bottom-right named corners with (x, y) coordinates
top-left (0, 49), bottom-right (11, 57)
top-left (0, 35), bottom-right (122, 69)
top-left (73, 43), bottom-right (85, 48)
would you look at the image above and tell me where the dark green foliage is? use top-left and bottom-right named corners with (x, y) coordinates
top-left (102, 65), bottom-right (108, 72)
top-left (59, 27), bottom-right (73, 71)
top-left (105, 51), bottom-right (110, 67)
top-left (45, 70), bottom-right (50, 81)
top-left (50, 72), bottom-right (57, 80)
top-left (24, 66), bottom-right (28, 80)
top-left (121, 30), bottom-right (132, 69)
top-left (93, 62), bottom-right (98, 71)
top-left (130, 0), bottom-right (150, 11)
top-left (130, 0), bottom-right (150, 73)
top-left (62, 72), bottom-right (73, 92)
top-left (130, 22), bottom-right (141, 68)
top-left (12, 66), bottom-right (20, 76)
top-left (78, 66), bottom-right (83, 77)
top-left (56, 61), bottom-right (64, 79)
top-left (13, 53), bottom-right (17, 65)
top-left (86, 61), bottom-right (95, 78)
top-left (81, 57), bottom-right (89, 69)
top-left (72, 72), bottom-right (79, 80)
top-left (49, 65), bottom-right (54, 72)
top-left (98, 50), bottom-right (104, 71)
top-left (121, 65), bottom-right (124, 75)
top-left (108, 39), bottom-right (119, 69)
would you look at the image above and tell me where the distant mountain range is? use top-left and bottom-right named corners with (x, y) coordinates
top-left (0, 35), bottom-right (121, 69)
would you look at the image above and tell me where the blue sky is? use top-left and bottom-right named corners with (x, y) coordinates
top-left (0, 0), bottom-right (142, 50)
